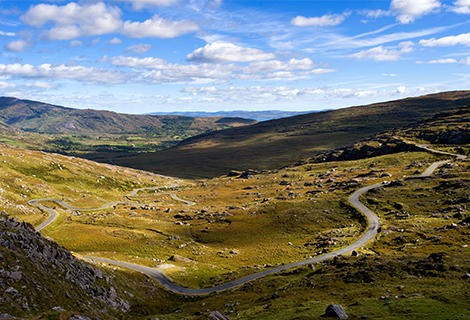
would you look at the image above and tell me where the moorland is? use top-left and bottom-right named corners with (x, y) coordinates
top-left (0, 91), bottom-right (469, 320)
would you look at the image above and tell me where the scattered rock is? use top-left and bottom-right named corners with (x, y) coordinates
top-left (4, 287), bottom-right (18, 295)
top-left (208, 311), bottom-right (232, 320)
top-left (325, 304), bottom-right (348, 319)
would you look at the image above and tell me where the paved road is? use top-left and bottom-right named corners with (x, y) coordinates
top-left (31, 180), bottom-right (193, 231)
top-left (35, 145), bottom-right (467, 295)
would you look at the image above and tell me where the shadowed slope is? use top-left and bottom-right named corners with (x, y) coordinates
top-left (116, 91), bottom-right (470, 178)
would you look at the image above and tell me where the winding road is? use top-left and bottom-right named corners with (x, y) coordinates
top-left (31, 146), bottom-right (466, 295)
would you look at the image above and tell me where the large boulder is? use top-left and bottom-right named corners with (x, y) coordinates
top-left (325, 304), bottom-right (348, 319)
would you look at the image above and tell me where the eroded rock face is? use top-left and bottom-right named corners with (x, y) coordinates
top-left (0, 214), bottom-right (130, 316)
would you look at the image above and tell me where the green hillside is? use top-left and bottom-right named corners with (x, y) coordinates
top-left (116, 90), bottom-right (470, 178)
top-left (0, 97), bottom-right (257, 161)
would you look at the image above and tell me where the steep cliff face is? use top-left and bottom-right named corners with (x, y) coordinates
top-left (0, 213), bottom-right (129, 319)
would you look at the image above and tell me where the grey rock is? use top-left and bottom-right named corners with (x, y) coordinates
top-left (325, 304), bottom-right (348, 319)
top-left (51, 306), bottom-right (65, 311)
top-left (5, 287), bottom-right (18, 295)
top-left (108, 287), bottom-right (117, 301)
top-left (0, 314), bottom-right (17, 319)
top-left (69, 316), bottom-right (92, 320)
top-left (208, 311), bottom-right (232, 320)
top-left (9, 272), bottom-right (22, 282)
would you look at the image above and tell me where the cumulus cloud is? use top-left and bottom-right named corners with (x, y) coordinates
top-left (0, 82), bottom-right (16, 89)
top-left (291, 12), bottom-right (350, 27)
top-left (0, 31), bottom-right (15, 37)
top-left (25, 81), bottom-right (60, 89)
top-left (124, 43), bottom-right (152, 54)
top-left (122, 15), bottom-right (199, 38)
top-left (21, 2), bottom-right (122, 40)
top-left (359, 9), bottom-right (392, 19)
top-left (129, 0), bottom-right (180, 10)
top-left (110, 54), bottom-right (336, 83)
top-left (186, 42), bottom-right (275, 63)
top-left (243, 58), bottom-right (317, 74)
top-left (427, 58), bottom-right (458, 64)
top-left (111, 56), bottom-right (168, 69)
top-left (450, 0), bottom-right (470, 14)
top-left (110, 55), bottom-right (236, 82)
top-left (69, 40), bottom-right (83, 47)
top-left (349, 41), bottom-right (414, 61)
top-left (390, 0), bottom-right (441, 24)
top-left (108, 37), bottom-right (123, 45)
top-left (0, 63), bottom-right (126, 84)
top-left (419, 33), bottom-right (470, 46)
top-left (459, 57), bottom-right (470, 65)
top-left (4, 39), bottom-right (32, 52)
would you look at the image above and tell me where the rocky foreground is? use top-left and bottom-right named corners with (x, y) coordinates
top-left (0, 212), bottom-right (130, 319)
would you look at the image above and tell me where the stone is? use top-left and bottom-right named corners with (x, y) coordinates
top-left (69, 315), bottom-right (93, 320)
top-left (108, 287), bottom-right (117, 301)
top-left (325, 304), bottom-right (348, 319)
top-left (208, 311), bottom-right (232, 320)
top-left (51, 306), bottom-right (65, 311)
top-left (351, 250), bottom-right (359, 257)
top-left (4, 287), bottom-right (18, 295)
top-left (9, 272), bottom-right (22, 282)
top-left (0, 314), bottom-right (17, 319)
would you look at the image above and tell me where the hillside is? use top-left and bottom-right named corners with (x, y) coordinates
top-left (310, 105), bottom-right (470, 164)
top-left (0, 97), bottom-right (469, 319)
top-left (0, 97), bottom-right (256, 136)
top-left (0, 97), bottom-right (257, 162)
top-left (116, 90), bottom-right (470, 178)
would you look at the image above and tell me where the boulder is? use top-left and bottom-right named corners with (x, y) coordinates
top-left (325, 304), bottom-right (348, 319)
top-left (208, 311), bottom-right (231, 320)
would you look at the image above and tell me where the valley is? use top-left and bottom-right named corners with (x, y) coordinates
top-left (0, 92), bottom-right (469, 319)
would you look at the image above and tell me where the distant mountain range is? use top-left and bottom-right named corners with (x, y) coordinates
top-left (147, 110), bottom-right (315, 121)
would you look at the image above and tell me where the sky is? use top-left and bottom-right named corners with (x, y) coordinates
top-left (0, 0), bottom-right (470, 114)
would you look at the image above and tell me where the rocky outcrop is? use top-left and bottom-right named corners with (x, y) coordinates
top-left (0, 213), bottom-right (129, 317)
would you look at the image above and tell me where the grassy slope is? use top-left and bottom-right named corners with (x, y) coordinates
top-left (115, 90), bottom-right (470, 179)
top-left (2, 92), bottom-right (470, 319)
top-left (0, 97), bottom-right (256, 136)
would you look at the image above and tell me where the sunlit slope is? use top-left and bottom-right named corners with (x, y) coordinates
top-left (0, 143), bottom-right (169, 228)
top-left (0, 96), bottom-right (257, 135)
top-left (116, 90), bottom-right (470, 178)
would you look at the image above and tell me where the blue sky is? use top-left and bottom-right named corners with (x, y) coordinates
top-left (0, 0), bottom-right (470, 114)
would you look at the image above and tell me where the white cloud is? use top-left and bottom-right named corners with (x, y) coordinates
top-left (428, 58), bottom-right (458, 64)
top-left (451, 0), bottom-right (470, 14)
top-left (111, 56), bottom-right (168, 69)
top-left (124, 43), bottom-right (152, 54)
top-left (0, 63), bottom-right (126, 84)
top-left (459, 57), bottom-right (470, 65)
top-left (0, 82), bottom-right (16, 89)
top-left (359, 9), bottom-right (392, 19)
top-left (186, 42), bottom-right (275, 63)
top-left (291, 12), bottom-right (350, 27)
top-left (4, 39), bottom-right (32, 52)
top-left (108, 37), bottom-right (123, 45)
top-left (349, 41), bottom-right (415, 61)
top-left (0, 31), bottom-right (15, 37)
top-left (390, 0), bottom-right (441, 24)
top-left (122, 15), bottom-right (199, 38)
top-left (21, 2), bottom-right (122, 40)
top-left (129, 0), bottom-right (180, 10)
top-left (419, 33), bottom-right (470, 47)
top-left (243, 58), bottom-right (317, 74)
top-left (25, 81), bottom-right (60, 89)
top-left (69, 40), bottom-right (83, 47)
